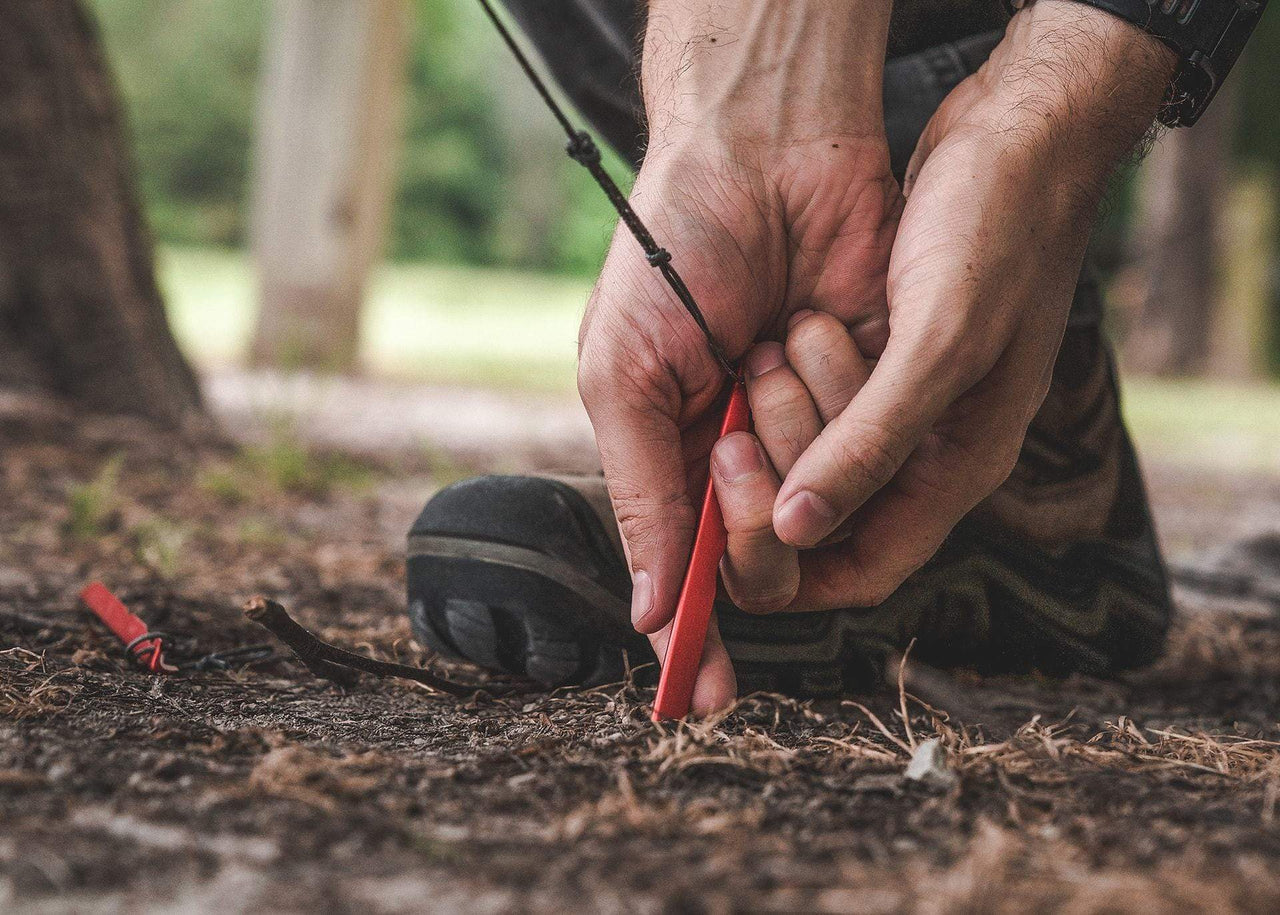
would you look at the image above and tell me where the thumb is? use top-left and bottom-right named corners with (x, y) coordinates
top-left (774, 332), bottom-right (956, 547)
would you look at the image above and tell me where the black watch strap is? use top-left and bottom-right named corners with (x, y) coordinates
top-left (1009, 0), bottom-right (1268, 127)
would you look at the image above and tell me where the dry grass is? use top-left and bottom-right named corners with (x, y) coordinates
top-left (0, 649), bottom-right (76, 720)
top-left (4, 408), bottom-right (1280, 912)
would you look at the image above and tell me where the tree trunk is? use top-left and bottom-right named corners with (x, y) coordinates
top-left (0, 0), bottom-right (203, 426)
top-left (249, 0), bottom-right (408, 372)
top-left (1122, 95), bottom-right (1232, 377)
top-left (1206, 170), bottom-right (1275, 381)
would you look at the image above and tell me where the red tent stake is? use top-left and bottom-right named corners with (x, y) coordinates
top-left (80, 581), bottom-right (175, 673)
top-left (652, 381), bottom-right (750, 721)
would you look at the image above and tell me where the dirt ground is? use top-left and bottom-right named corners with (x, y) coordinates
top-left (3, 390), bottom-right (1280, 914)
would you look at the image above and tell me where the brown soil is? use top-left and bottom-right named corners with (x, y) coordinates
top-left (3, 398), bottom-right (1280, 914)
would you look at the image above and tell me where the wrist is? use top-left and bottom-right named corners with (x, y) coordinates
top-left (642, 0), bottom-right (891, 150)
top-left (993, 0), bottom-right (1177, 157)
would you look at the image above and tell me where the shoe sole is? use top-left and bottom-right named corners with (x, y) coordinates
top-left (406, 431), bottom-right (1173, 698)
top-left (408, 532), bottom-right (650, 687)
top-left (407, 530), bottom-right (888, 695)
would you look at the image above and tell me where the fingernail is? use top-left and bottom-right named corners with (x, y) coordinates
top-left (745, 343), bottom-right (785, 378)
top-left (787, 309), bottom-right (816, 330)
top-left (714, 434), bottom-right (764, 482)
top-left (775, 490), bottom-right (839, 546)
top-left (631, 569), bottom-right (653, 628)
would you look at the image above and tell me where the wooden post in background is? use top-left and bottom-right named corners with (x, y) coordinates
top-left (249, 0), bottom-right (408, 372)
top-left (1208, 170), bottom-right (1275, 381)
top-left (1121, 100), bottom-right (1231, 378)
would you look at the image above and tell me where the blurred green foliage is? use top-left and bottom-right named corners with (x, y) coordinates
top-left (1235, 24), bottom-right (1280, 372)
top-left (1235, 26), bottom-right (1280, 171)
top-left (85, 0), bottom-right (1280, 289)
top-left (91, 0), bottom-right (262, 248)
top-left (89, 0), bottom-right (623, 274)
top-left (66, 454), bottom-right (124, 540)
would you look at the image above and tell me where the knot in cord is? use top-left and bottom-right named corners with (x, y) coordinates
top-left (646, 248), bottom-right (672, 268)
top-left (566, 131), bottom-right (601, 166)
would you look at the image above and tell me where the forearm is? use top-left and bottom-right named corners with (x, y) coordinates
top-left (642, 0), bottom-right (893, 146)
top-left (990, 0), bottom-right (1178, 183)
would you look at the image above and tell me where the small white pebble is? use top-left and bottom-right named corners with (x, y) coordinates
top-left (903, 738), bottom-right (958, 790)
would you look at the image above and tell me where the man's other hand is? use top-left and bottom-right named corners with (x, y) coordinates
top-left (767, 0), bottom-right (1176, 611)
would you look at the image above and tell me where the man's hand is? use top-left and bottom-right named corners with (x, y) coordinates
top-left (576, 0), bottom-right (897, 713)
top-left (581, 0), bottom-right (1176, 715)
top-left (765, 1), bottom-right (1176, 610)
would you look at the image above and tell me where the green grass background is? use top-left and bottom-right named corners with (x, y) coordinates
top-left (159, 245), bottom-right (587, 391)
top-left (158, 245), bottom-right (1280, 472)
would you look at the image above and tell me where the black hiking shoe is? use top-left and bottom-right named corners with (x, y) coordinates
top-left (406, 325), bottom-right (1174, 697)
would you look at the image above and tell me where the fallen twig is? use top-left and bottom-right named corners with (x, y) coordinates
top-left (884, 652), bottom-right (989, 728)
top-left (841, 699), bottom-right (913, 755)
top-left (242, 596), bottom-right (473, 696)
top-left (897, 639), bottom-right (917, 751)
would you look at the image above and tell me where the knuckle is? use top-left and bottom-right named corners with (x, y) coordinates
top-left (897, 314), bottom-right (988, 396)
top-left (930, 327), bottom-right (976, 381)
top-left (830, 424), bottom-right (903, 494)
top-left (787, 311), bottom-right (847, 355)
top-left (578, 328), bottom-right (679, 418)
top-left (983, 440), bottom-right (1023, 491)
top-left (721, 479), bottom-right (784, 539)
top-left (621, 335), bottom-right (672, 388)
top-left (612, 489), bottom-right (695, 549)
top-left (575, 345), bottom-right (610, 406)
top-left (725, 509), bottom-right (775, 539)
top-left (857, 577), bottom-right (900, 607)
top-left (727, 571), bottom-right (799, 615)
top-left (752, 375), bottom-right (807, 417)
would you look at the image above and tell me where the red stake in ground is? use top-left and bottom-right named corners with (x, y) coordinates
top-left (652, 381), bottom-right (751, 721)
top-left (80, 581), bottom-right (176, 673)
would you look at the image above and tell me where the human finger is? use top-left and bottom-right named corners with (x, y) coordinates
top-left (743, 342), bottom-right (822, 477)
top-left (785, 310), bottom-right (871, 423)
top-left (647, 612), bottom-right (737, 717)
top-left (711, 431), bottom-right (800, 613)
top-left (578, 328), bottom-right (701, 636)
top-left (773, 328), bottom-right (962, 548)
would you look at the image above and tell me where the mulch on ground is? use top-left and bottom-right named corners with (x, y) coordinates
top-left (3, 404), bottom-right (1280, 913)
